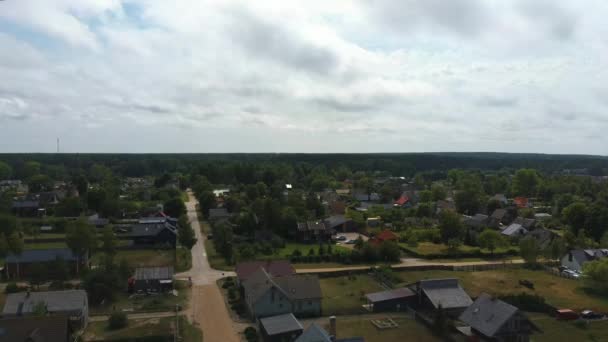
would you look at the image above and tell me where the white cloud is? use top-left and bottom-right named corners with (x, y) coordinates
top-left (0, 0), bottom-right (607, 153)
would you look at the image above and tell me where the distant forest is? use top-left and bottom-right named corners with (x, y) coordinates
top-left (0, 153), bottom-right (607, 181)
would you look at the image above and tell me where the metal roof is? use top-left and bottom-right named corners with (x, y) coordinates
top-left (459, 293), bottom-right (519, 338)
top-left (3, 290), bottom-right (87, 316)
top-left (134, 266), bottom-right (174, 280)
top-left (259, 313), bottom-right (303, 336)
top-left (295, 323), bottom-right (332, 342)
top-left (418, 279), bottom-right (472, 310)
top-left (5, 248), bottom-right (77, 263)
top-left (365, 288), bottom-right (415, 303)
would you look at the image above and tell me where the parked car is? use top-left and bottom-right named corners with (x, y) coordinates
top-left (561, 269), bottom-right (581, 279)
top-left (556, 309), bottom-right (579, 321)
top-left (345, 239), bottom-right (356, 244)
top-left (581, 310), bottom-right (604, 319)
top-left (336, 235), bottom-right (347, 241)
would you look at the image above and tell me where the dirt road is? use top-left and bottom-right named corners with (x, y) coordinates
top-left (296, 258), bottom-right (525, 274)
top-left (176, 191), bottom-right (240, 342)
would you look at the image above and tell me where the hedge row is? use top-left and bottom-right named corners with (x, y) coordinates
top-left (400, 245), bottom-right (519, 259)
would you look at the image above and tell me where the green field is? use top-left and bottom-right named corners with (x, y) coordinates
top-left (92, 249), bottom-right (176, 268)
top-left (175, 247), bottom-right (192, 272)
top-left (328, 315), bottom-right (441, 342)
top-left (530, 313), bottom-right (608, 342)
top-left (394, 268), bottom-right (608, 312)
top-left (84, 315), bottom-right (201, 342)
top-left (320, 274), bottom-right (384, 315)
top-left (89, 280), bottom-right (190, 315)
top-left (401, 242), bottom-right (517, 257)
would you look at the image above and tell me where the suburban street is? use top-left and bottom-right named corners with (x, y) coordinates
top-left (175, 191), bottom-right (241, 342)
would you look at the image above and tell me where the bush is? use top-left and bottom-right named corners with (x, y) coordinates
top-left (228, 288), bottom-right (236, 301)
top-left (244, 327), bottom-right (258, 342)
top-left (5, 282), bottom-right (22, 294)
top-left (499, 293), bottom-right (554, 314)
top-left (108, 312), bottom-right (128, 330)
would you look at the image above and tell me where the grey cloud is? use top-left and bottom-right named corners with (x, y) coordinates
top-left (517, 1), bottom-right (578, 41)
top-left (368, 0), bottom-right (490, 36)
top-left (227, 9), bottom-right (339, 75)
top-left (477, 95), bottom-right (519, 108)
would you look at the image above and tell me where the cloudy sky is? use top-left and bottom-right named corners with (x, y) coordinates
top-left (1, 0), bottom-right (608, 154)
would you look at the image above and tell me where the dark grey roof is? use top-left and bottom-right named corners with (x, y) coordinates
top-left (417, 279), bottom-right (472, 310)
top-left (130, 222), bottom-right (176, 237)
top-left (3, 290), bottom-right (87, 316)
top-left (295, 323), bottom-right (332, 342)
top-left (490, 209), bottom-right (507, 220)
top-left (259, 313), bottom-right (303, 336)
top-left (525, 229), bottom-right (556, 249)
top-left (297, 221), bottom-right (327, 232)
top-left (134, 266), bottom-right (174, 280)
top-left (501, 224), bottom-right (527, 237)
top-left (365, 288), bottom-right (415, 303)
top-left (324, 215), bottom-right (350, 229)
top-left (274, 275), bottom-right (322, 300)
top-left (567, 249), bottom-right (608, 265)
top-left (513, 217), bottom-right (536, 229)
top-left (0, 315), bottom-right (70, 342)
top-left (355, 202), bottom-right (393, 211)
top-left (5, 248), bottom-right (77, 263)
top-left (459, 293), bottom-right (519, 338)
top-left (353, 192), bottom-right (380, 202)
top-left (208, 208), bottom-right (232, 219)
top-left (12, 201), bottom-right (40, 209)
top-left (465, 214), bottom-right (488, 228)
top-left (243, 269), bottom-right (322, 304)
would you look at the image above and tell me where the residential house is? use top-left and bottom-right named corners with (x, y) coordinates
top-left (436, 199), bottom-right (456, 215)
top-left (465, 214), bottom-right (490, 230)
top-left (524, 228), bottom-right (557, 249)
top-left (259, 313), bottom-right (303, 342)
top-left (4, 248), bottom-right (87, 279)
top-left (410, 278), bottom-right (473, 317)
top-left (489, 209), bottom-right (512, 227)
top-left (0, 180), bottom-right (28, 194)
top-left (0, 315), bottom-right (73, 342)
top-left (534, 213), bottom-right (552, 221)
top-left (129, 221), bottom-right (177, 248)
top-left (354, 202), bottom-right (393, 212)
top-left (129, 266), bottom-right (174, 293)
top-left (235, 260), bottom-right (295, 286)
top-left (208, 208), bottom-right (233, 222)
top-left (329, 200), bottom-right (347, 215)
top-left (393, 195), bottom-right (411, 208)
top-left (369, 229), bottom-right (399, 247)
top-left (513, 197), bottom-right (530, 209)
top-left (512, 217), bottom-right (536, 230)
top-left (365, 288), bottom-right (416, 312)
top-left (88, 213), bottom-right (109, 228)
top-left (324, 215), bottom-right (355, 233)
top-left (242, 268), bottom-right (322, 319)
top-left (352, 191), bottom-right (380, 202)
top-left (11, 200), bottom-right (43, 217)
top-left (501, 224), bottom-right (528, 239)
top-left (335, 189), bottom-right (350, 197)
top-left (491, 194), bottom-right (508, 206)
top-left (561, 249), bottom-right (608, 272)
top-left (3, 290), bottom-right (89, 328)
top-left (296, 221), bottom-right (333, 242)
top-left (295, 321), bottom-right (365, 342)
top-left (458, 293), bottom-right (539, 342)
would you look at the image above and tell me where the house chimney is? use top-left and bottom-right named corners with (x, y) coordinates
top-left (329, 316), bottom-right (336, 339)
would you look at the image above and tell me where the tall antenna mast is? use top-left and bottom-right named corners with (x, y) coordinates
top-left (57, 137), bottom-right (60, 153)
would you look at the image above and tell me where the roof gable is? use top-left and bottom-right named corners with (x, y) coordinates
top-left (295, 323), bottom-right (332, 342)
top-left (459, 293), bottom-right (520, 338)
top-left (417, 279), bottom-right (472, 310)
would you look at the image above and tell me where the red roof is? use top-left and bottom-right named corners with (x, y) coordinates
top-left (394, 195), bottom-right (410, 206)
top-left (375, 229), bottom-right (399, 242)
top-left (514, 197), bottom-right (529, 208)
top-left (235, 260), bottom-right (295, 282)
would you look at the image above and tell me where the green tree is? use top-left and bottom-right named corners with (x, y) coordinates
top-left (431, 184), bottom-right (447, 201)
top-left (379, 241), bottom-right (401, 262)
top-left (101, 226), bottom-right (117, 258)
top-left (438, 211), bottom-right (464, 243)
top-left (512, 169), bottom-right (541, 197)
top-left (544, 238), bottom-right (566, 261)
top-left (478, 229), bottom-right (506, 255)
top-left (0, 161), bottom-right (13, 179)
top-left (212, 222), bottom-right (234, 263)
top-left (55, 197), bottom-right (84, 217)
top-left (197, 191), bottom-right (216, 218)
top-left (519, 237), bottom-right (541, 265)
top-left (28, 174), bottom-right (53, 192)
top-left (29, 263), bottom-right (47, 289)
top-left (66, 220), bottom-right (97, 274)
top-left (108, 312), bottom-right (128, 330)
top-left (583, 258), bottom-right (608, 294)
top-left (22, 161), bottom-right (41, 179)
top-left (177, 215), bottom-right (197, 250)
top-left (562, 202), bottom-right (588, 235)
top-left (419, 190), bottom-right (433, 203)
top-left (163, 197), bottom-right (186, 218)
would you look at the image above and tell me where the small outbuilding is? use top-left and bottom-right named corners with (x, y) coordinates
top-left (259, 313), bottom-right (303, 342)
top-left (129, 266), bottom-right (174, 293)
top-left (365, 288), bottom-right (415, 312)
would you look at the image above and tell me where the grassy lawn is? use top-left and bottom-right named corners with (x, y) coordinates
top-left (24, 241), bottom-right (68, 250)
top-left (92, 249), bottom-right (175, 268)
top-left (401, 242), bottom-right (517, 257)
top-left (204, 239), bottom-right (233, 271)
top-left (326, 315), bottom-right (441, 342)
top-left (90, 280), bottom-right (190, 315)
top-left (84, 315), bottom-right (201, 342)
top-left (394, 268), bottom-right (608, 312)
top-left (320, 274), bottom-right (384, 315)
top-left (529, 313), bottom-right (608, 342)
top-left (175, 247), bottom-right (192, 273)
